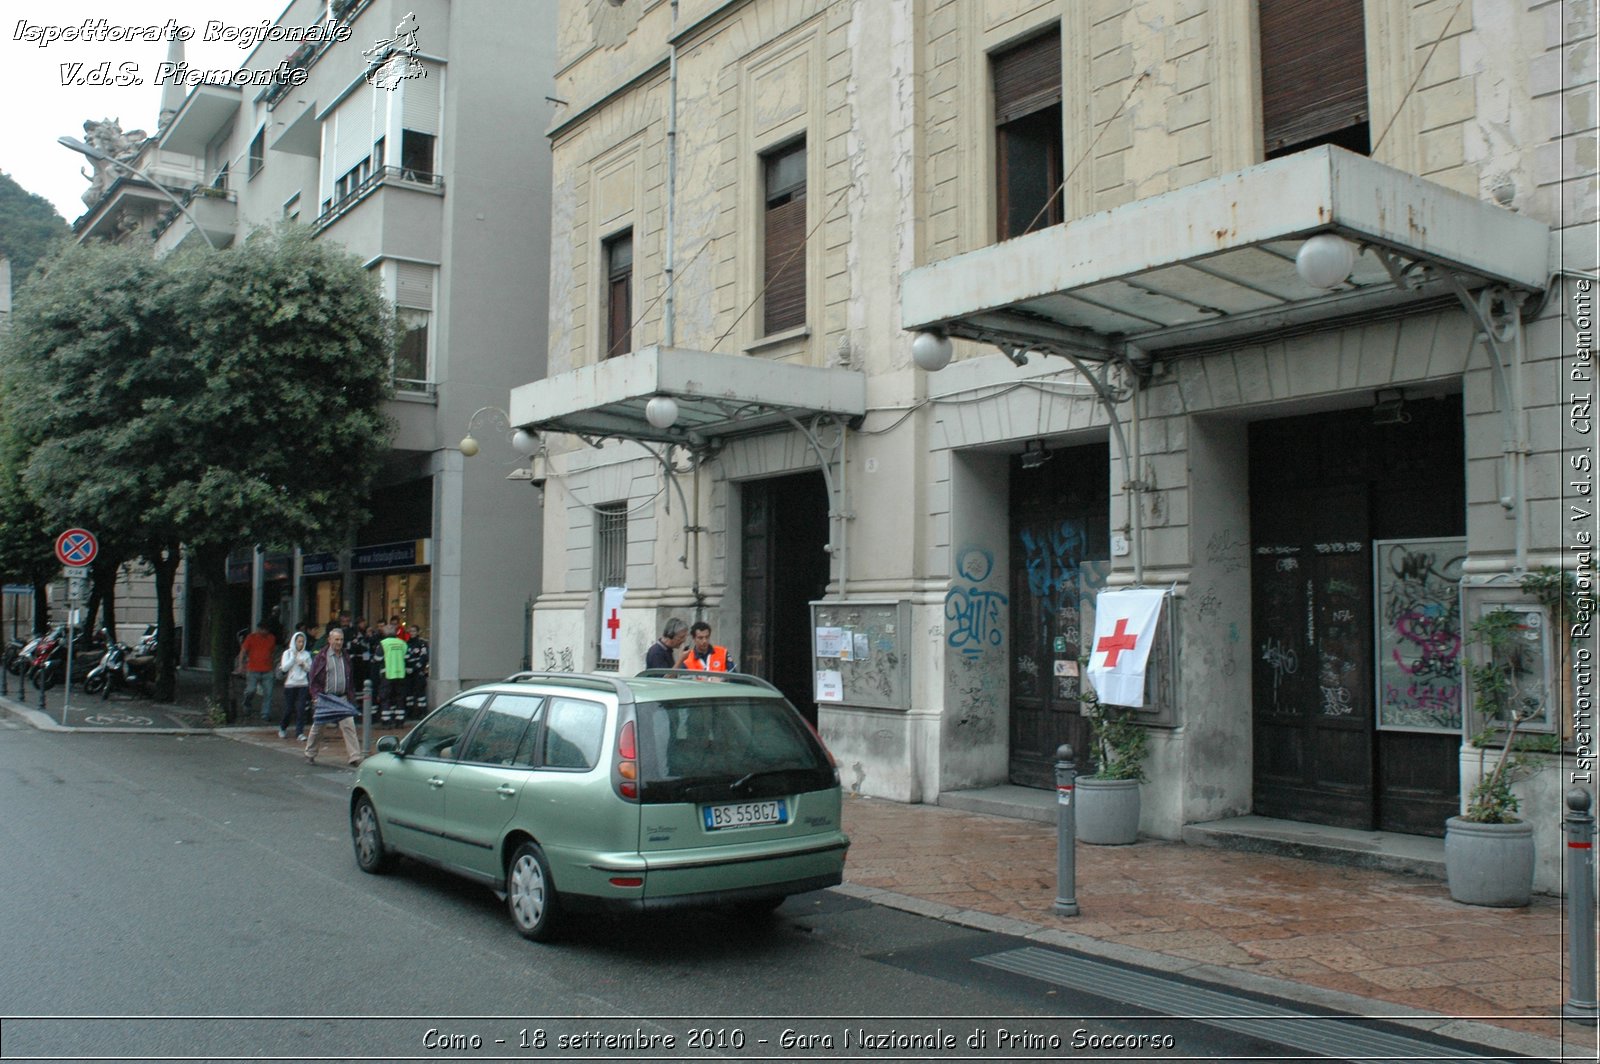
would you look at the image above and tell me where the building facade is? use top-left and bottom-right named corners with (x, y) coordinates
top-left (72, 0), bottom-right (556, 698)
top-left (512, 0), bottom-right (1595, 893)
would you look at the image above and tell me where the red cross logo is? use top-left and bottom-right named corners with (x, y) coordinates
top-left (605, 609), bottom-right (621, 639)
top-left (1096, 617), bottom-right (1139, 667)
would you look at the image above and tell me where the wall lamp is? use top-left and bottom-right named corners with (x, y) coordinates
top-left (1295, 233), bottom-right (1359, 290)
top-left (459, 406), bottom-right (539, 460)
top-left (911, 330), bottom-right (954, 372)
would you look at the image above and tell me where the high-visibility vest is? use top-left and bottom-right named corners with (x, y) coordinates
top-left (683, 646), bottom-right (729, 672)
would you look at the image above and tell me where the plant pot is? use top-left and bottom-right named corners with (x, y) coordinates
top-left (1444, 816), bottom-right (1534, 907)
top-left (1075, 776), bottom-right (1140, 845)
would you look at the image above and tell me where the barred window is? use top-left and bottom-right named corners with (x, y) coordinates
top-left (595, 503), bottom-right (628, 671)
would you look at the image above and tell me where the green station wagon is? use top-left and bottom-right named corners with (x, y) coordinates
top-left (349, 671), bottom-right (848, 940)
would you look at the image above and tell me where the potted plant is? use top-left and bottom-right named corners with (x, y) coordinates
top-left (1445, 605), bottom-right (1541, 906)
top-left (1074, 681), bottom-right (1149, 845)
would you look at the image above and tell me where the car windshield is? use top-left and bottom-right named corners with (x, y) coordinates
top-left (636, 696), bottom-right (833, 802)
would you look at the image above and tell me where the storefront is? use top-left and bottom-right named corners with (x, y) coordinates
top-left (352, 539), bottom-right (432, 637)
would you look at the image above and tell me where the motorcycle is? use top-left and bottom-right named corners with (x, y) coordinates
top-left (83, 628), bottom-right (157, 699)
top-left (6, 630), bottom-right (49, 677)
top-left (30, 627), bottom-right (107, 690)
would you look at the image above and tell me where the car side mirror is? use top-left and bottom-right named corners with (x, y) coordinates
top-left (376, 735), bottom-right (400, 754)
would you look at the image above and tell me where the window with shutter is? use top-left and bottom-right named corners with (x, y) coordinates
top-left (993, 29), bottom-right (1064, 241)
top-left (604, 229), bottom-right (633, 359)
top-left (762, 140), bottom-right (807, 336)
top-left (1259, 0), bottom-right (1369, 157)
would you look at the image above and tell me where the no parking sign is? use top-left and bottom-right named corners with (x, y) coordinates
top-left (55, 528), bottom-right (98, 568)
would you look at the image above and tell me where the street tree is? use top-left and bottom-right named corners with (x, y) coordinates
top-left (1, 228), bottom-right (394, 710)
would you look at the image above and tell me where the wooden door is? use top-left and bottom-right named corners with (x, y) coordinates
top-left (740, 473), bottom-right (829, 723)
top-left (1248, 400), bottom-right (1463, 834)
top-left (1008, 445), bottom-right (1109, 788)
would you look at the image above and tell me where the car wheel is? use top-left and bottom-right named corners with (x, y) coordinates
top-left (351, 795), bottom-right (396, 874)
top-left (506, 841), bottom-right (560, 942)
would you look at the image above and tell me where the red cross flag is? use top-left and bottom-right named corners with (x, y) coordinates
top-left (1084, 588), bottom-right (1167, 707)
top-left (600, 586), bottom-right (626, 660)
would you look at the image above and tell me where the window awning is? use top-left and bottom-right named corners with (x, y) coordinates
top-left (901, 146), bottom-right (1550, 358)
top-left (508, 345), bottom-right (867, 446)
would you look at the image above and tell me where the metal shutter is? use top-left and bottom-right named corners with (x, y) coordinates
top-left (762, 195), bottom-right (806, 335)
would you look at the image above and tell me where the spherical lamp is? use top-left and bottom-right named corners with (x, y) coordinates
top-left (458, 434), bottom-right (481, 457)
top-left (511, 429), bottom-right (539, 455)
top-left (1295, 234), bottom-right (1358, 290)
top-left (911, 330), bottom-right (954, 372)
top-left (644, 395), bottom-right (679, 430)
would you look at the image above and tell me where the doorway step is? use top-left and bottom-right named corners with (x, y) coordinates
top-left (938, 787), bottom-right (1446, 881)
top-left (1183, 815), bottom-right (1444, 881)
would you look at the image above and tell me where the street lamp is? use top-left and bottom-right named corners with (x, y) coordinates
top-left (57, 135), bottom-right (220, 251)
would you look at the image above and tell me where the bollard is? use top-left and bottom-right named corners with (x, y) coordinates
top-left (1565, 788), bottom-right (1598, 1026)
top-left (1054, 743), bottom-right (1079, 917)
top-left (361, 679), bottom-right (373, 757)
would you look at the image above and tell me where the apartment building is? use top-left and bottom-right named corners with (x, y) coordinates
top-left (71, 0), bottom-right (556, 698)
top-left (509, 0), bottom-right (1594, 893)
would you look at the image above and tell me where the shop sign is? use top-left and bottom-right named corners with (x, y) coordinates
top-left (302, 552), bottom-right (341, 576)
top-left (352, 539), bottom-right (431, 572)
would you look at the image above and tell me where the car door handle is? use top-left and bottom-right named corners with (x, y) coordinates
top-left (497, 784), bottom-right (517, 797)
top-left (428, 776), bottom-right (445, 789)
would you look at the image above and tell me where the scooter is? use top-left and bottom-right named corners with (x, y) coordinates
top-left (30, 627), bottom-right (107, 690)
top-left (83, 628), bottom-right (157, 698)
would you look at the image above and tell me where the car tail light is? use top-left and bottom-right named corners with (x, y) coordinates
top-left (615, 718), bottom-right (639, 801)
top-left (608, 876), bottom-right (643, 888)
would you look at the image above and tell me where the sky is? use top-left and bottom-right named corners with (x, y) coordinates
top-left (1, 1), bottom-right (290, 223)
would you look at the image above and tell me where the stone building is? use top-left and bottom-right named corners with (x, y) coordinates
top-left (510, 0), bottom-right (1595, 893)
top-left (70, 0), bottom-right (557, 697)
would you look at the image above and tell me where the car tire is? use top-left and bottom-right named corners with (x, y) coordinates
top-left (351, 795), bottom-right (396, 874)
top-left (506, 841), bottom-right (561, 942)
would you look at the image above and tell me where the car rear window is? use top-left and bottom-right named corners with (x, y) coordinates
top-left (636, 696), bottom-right (833, 803)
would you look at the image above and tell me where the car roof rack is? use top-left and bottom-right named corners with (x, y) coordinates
top-left (502, 671), bottom-right (637, 703)
top-left (632, 669), bottom-right (782, 694)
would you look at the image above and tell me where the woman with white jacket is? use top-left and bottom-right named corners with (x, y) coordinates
top-left (277, 631), bottom-right (314, 740)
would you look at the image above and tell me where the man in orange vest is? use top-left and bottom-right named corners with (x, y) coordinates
top-left (682, 621), bottom-right (734, 673)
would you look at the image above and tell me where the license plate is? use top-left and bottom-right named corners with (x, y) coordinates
top-left (703, 799), bottom-right (788, 830)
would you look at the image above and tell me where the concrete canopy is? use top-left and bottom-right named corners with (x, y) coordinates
top-left (158, 84), bottom-right (242, 157)
top-left (508, 345), bottom-right (867, 446)
top-left (901, 146), bottom-right (1550, 358)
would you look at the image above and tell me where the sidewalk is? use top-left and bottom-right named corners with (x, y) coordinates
top-left (2, 690), bottom-right (1588, 1060)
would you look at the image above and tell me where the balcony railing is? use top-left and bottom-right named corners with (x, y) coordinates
top-left (150, 184), bottom-right (238, 242)
top-left (261, 0), bottom-right (377, 109)
top-left (312, 166), bottom-right (444, 232)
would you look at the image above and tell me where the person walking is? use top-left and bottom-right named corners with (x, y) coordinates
top-left (304, 627), bottom-right (362, 765)
top-left (378, 622), bottom-right (409, 724)
top-left (277, 631), bottom-right (313, 741)
top-left (235, 620), bottom-right (279, 721)
top-left (682, 621), bottom-right (734, 673)
top-left (644, 618), bottom-right (688, 671)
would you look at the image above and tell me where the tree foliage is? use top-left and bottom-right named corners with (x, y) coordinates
top-left (0, 171), bottom-right (69, 284)
top-left (0, 226), bottom-right (394, 708)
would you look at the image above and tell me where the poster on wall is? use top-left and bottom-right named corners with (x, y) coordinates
top-left (599, 585), bottom-right (626, 661)
top-left (1373, 537), bottom-right (1466, 732)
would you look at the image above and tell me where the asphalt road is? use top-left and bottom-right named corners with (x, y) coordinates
top-left (0, 722), bottom-right (1518, 1063)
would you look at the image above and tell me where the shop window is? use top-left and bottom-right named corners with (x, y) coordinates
top-left (762, 139), bottom-right (807, 335)
top-left (1260, 0), bottom-right (1369, 157)
top-left (604, 229), bottom-right (633, 359)
top-left (595, 502), bottom-right (627, 671)
top-left (993, 28), bottom-right (1063, 240)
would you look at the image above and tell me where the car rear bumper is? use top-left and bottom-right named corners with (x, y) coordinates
top-left (562, 870), bottom-right (845, 914)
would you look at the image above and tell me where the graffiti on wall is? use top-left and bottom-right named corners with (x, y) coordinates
top-left (946, 547), bottom-right (1007, 657)
top-left (1376, 538), bottom-right (1465, 731)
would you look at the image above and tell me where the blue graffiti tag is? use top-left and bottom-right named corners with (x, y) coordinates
top-left (945, 587), bottom-right (1008, 655)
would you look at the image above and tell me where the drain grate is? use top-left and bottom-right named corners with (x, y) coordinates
top-left (976, 947), bottom-right (1517, 1062)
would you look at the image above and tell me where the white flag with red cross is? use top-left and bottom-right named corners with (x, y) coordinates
top-left (600, 586), bottom-right (626, 660)
top-left (1084, 588), bottom-right (1167, 707)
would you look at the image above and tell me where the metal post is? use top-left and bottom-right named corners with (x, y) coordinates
top-left (1054, 743), bottom-right (1079, 917)
top-left (361, 679), bottom-right (373, 757)
top-left (1565, 788), bottom-right (1598, 1026)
